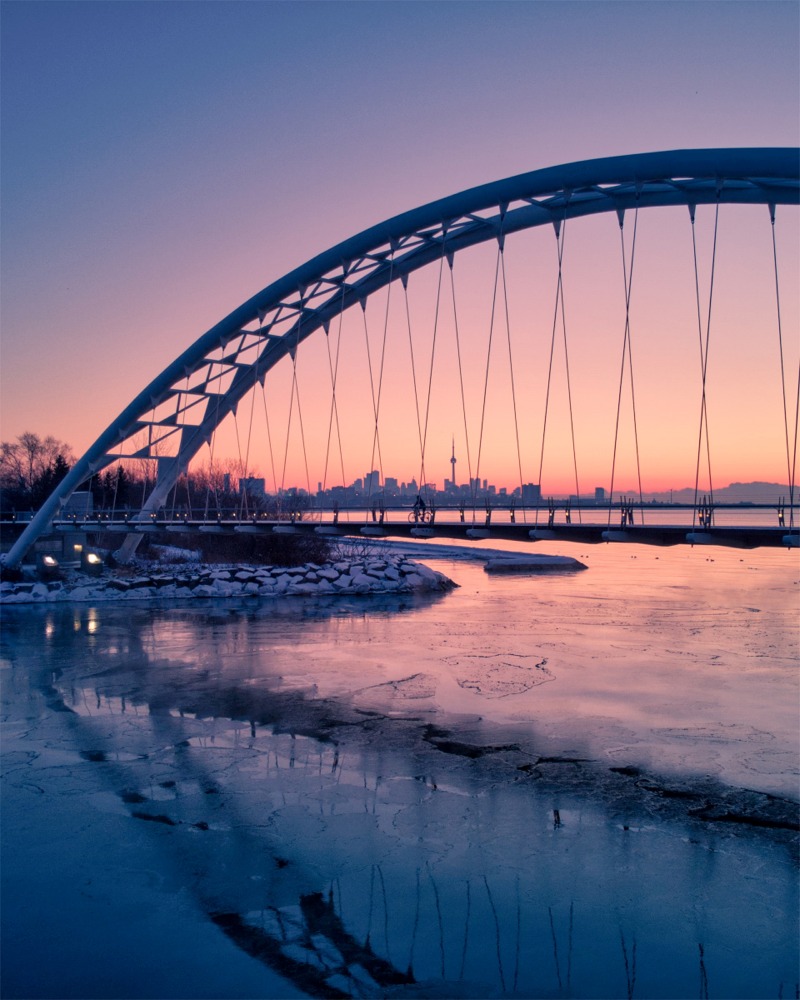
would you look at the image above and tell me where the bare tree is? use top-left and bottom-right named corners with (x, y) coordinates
top-left (0, 432), bottom-right (74, 510)
top-left (0, 433), bottom-right (73, 491)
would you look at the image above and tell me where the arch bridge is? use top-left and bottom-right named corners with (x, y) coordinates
top-left (4, 148), bottom-right (799, 566)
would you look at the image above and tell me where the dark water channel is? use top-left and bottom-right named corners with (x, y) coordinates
top-left (1, 542), bottom-right (798, 999)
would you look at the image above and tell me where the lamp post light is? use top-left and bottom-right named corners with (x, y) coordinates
top-left (37, 553), bottom-right (61, 581)
top-left (81, 550), bottom-right (104, 577)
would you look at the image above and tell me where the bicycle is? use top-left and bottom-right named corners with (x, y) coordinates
top-left (408, 507), bottom-right (433, 524)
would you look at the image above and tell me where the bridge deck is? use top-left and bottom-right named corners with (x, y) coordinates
top-left (40, 517), bottom-right (800, 549)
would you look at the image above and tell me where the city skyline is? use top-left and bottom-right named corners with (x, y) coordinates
top-left (245, 464), bottom-right (794, 506)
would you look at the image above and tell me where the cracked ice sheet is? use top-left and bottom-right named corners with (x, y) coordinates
top-left (51, 537), bottom-right (794, 797)
top-left (1, 541), bottom-right (798, 999)
top-left (255, 540), bottom-right (797, 798)
top-left (3, 541), bottom-right (797, 800)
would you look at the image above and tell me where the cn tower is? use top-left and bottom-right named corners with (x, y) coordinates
top-left (450, 436), bottom-right (456, 486)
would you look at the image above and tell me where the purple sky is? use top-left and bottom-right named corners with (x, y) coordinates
top-left (1, 1), bottom-right (798, 491)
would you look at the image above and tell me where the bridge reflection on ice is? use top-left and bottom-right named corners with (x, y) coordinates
top-left (1, 544), bottom-right (798, 998)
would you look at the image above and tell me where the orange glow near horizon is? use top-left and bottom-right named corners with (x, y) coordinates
top-left (178, 203), bottom-right (799, 499)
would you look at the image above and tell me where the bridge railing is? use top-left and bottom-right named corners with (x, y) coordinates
top-left (11, 499), bottom-right (792, 527)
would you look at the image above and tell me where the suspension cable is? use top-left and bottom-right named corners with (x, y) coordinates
top-left (139, 457), bottom-right (148, 511)
top-left (418, 248), bottom-right (446, 500)
top-left (607, 205), bottom-right (642, 527)
top-left (623, 205), bottom-right (645, 517)
top-left (770, 205), bottom-right (796, 527)
top-left (166, 375), bottom-right (191, 520)
top-left (184, 459), bottom-right (193, 519)
top-left (110, 462), bottom-right (120, 520)
top-left (790, 360), bottom-right (800, 530)
top-left (203, 379), bottom-right (224, 519)
top-left (499, 241), bottom-right (527, 521)
top-left (536, 217), bottom-right (566, 527)
top-left (239, 338), bottom-right (262, 518)
top-left (448, 255), bottom-right (474, 494)
top-left (360, 299), bottom-right (385, 502)
top-left (367, 259), bottom-right (394, 501)
top-left (321, 283), bottom-right (348, 497)
top-left (474, 242), bottom-right (502, 511)
top-left (280, 310), bottom-right (312, 498)
top-left (294, 375), bottom-right (312, 500)
top-left (230, 342), bottom-right (250, 507)
top-left (279, 349), bottom-right (298, 495)
top-left (181, 375), bottom-right (194, 517)
top-left (402, 275), bottom-right (426, 490)
top-left (557, 221), bottom-right (583, 521)
top-left (231, 396), bottom-right (247, 516)
top-left (690, 202), bottom-right (720, 528)
top-left (259, 381), bottom-right (277, 496)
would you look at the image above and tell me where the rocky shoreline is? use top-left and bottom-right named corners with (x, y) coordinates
top-left (0, 553), bottom-right (456, 605)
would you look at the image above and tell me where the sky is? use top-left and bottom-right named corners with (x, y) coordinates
top-left (1, 0), bottom-right (798, 496)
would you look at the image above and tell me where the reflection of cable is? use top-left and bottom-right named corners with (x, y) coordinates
top-left (620, 926), bottom-right (637, 1000)
top-left (513, 875), bottom-right (521, 992)
top-left (549, 904), bottom-right (563, 990)
top-left (364, 863), bottom-right (375, 947)
top-left (407, 867), bottom-right (421, 978)
top-left (568, 899), bottom-right (574, 990)
top-left (377, 865), bottom-right (390, 965)
top-left (428, 863), bottom-right (446, 978)
top-left (459, 879), bottom-right (471, 980)
top-left (484, 873), bottom-right (506, 992)
top-left (698, 943), bottom-right (709, 1000)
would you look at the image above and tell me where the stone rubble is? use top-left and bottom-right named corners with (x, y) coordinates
top-left (0, 554), bottom-right (456, 604)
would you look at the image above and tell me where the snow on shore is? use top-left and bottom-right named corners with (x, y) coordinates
top-left (0, 553), bottom-right (456, 605)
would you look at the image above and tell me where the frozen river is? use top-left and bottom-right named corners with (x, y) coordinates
top-left (1, 540), bottom-right (798, 999)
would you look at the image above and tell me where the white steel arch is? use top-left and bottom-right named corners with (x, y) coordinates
top-left (5, 147), bottom-right (799, 567)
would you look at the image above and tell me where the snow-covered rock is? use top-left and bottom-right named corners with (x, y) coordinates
top-left (0, 553), bottom-right (456, 604)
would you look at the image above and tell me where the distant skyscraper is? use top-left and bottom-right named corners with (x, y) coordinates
top-left (240, 477), bottom-right (266, 497)
top-left (522, 483), bottom-right (541, 504)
